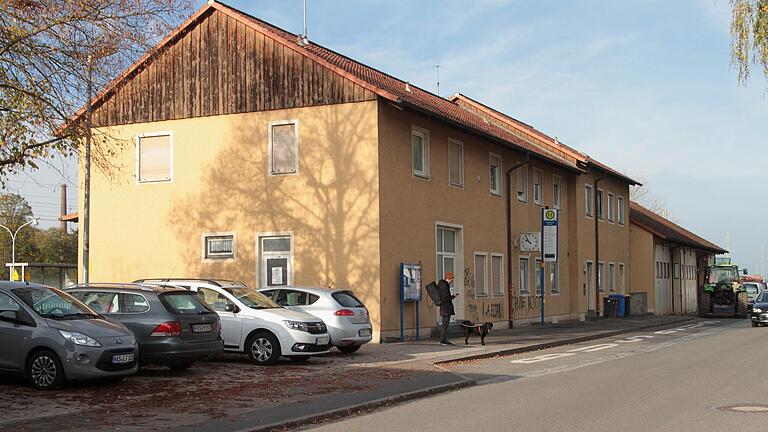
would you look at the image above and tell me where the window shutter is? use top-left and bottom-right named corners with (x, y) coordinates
top-left (139, 135), bottom-right (171, 181)
top-left (271, 123), bottom-right (297, 174)
top-left (492, 255), bottom-right (502, 296)
top-left (475, 254), bottom-right (487, 296)
top-left (449, 142), bottom-right (462, 186)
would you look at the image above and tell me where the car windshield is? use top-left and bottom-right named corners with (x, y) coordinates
top-left (757, 292), bottom-right (768, 303)
top-left (12, 286), bottom-right (99, 319)
top-left (708, 267), bottom-right (739, 283)
top-left (745, 283), bottom-right (760, 294)
top-left (225, 288), bottom-right (280, 309)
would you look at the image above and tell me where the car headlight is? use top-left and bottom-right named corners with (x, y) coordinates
top-left (754, 308), bottom-right (763, 313)
top-left (283, 320), bottom-right (309, 332)
top-left (59, 330), bottom-right (101, 347)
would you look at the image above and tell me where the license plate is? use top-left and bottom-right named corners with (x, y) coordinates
top-left (359, 328), bottom-right (371, 337)
top-left (192, 323), bottom-right (212, 333)
top-left (112, 353), bottom-right (134, 364)
top-left (316, 336), bottom-right (329, 345)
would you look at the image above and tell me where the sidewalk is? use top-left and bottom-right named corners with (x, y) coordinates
top-left (209, 314), bottom-right (696, 432)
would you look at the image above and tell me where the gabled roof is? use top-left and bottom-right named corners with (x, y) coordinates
top-left (72, 0), bottom-right (585, 173)
top-left (450, 93), bottom-right (640, 185)
top-left (629, 202), bottom-right (726, 254)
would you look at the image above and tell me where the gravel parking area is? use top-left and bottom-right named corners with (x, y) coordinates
top-left (0, 350), bottom-right (433, 432)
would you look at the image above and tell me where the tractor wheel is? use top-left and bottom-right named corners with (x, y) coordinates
top-left (700, 292), bottom-right (711, 317)
top-left (737, 292), bottom-right (748, 318)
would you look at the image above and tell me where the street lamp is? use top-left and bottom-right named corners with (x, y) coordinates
top-left (0, 217), bottom-right (40, 280)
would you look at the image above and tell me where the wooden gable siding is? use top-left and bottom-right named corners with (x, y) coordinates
top-left (91, 10), bottom-right (376, 127)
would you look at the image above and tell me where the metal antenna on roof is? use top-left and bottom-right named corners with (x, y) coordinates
top-left (302, 0), bottom-right (309, 45)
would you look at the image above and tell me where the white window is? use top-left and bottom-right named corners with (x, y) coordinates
top-left (533, 168), bottom-right (543, 205)
top-left (596, 189), bottom-right (604, 220)
top-left (448, 139), bottom-right (463, 187)
top-left (608, 262), bottom-right (616, 292)
top-left (137, 133), bottom-right (172, 183)
top-left (585, 185), bottom-right (593, 216)
top-left (491, 254), bottom-right (504, 297)
top-left (411, 127), bottom-right (429, 178)
top-left (598, 262), bottom-right (605, 292)
top-left (549, 262), bottom-right (559, 294)
top-left (519, 257), bottom-right (530, 295)
top-left (437, 226), bottom-right (457, 290)
top-left (617, 196), bottom-right (625, 225)
top-left (517, 165), bottom-right (528, 202)
top-left (619, 263), bottom-right (625, 293)
top-left (474, 253), bottom-right (488, 297)
top-left (203, 233), bottom-right (235, 260)
top-left (608, 193), bottom-right (615, 222)
top-left (490, 153), bottom-right (502, 196)
top-left (535, 258), bottom-right (543, 295)
top-left (270, 121), bottom-right (299, 175)
top-left (553, 175), bottom-right (562, 209)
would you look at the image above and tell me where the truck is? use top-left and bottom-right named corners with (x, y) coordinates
top-left (700, 263), bottom-right (748, 318)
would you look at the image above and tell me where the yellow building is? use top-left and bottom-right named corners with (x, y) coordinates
top-left (77, 1), bottom-right (640, 341)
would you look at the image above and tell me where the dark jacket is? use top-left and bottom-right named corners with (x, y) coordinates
top-left (438, 279), bottom-right (455, 317)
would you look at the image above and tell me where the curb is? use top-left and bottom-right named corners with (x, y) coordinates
top-left (238, 378), bottom-right (474, 432)
top-left (434, 316), bottom-right (695, 364)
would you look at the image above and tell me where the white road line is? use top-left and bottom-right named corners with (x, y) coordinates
top-left (510, 353), bottom-right (576, 364)
top-left (566, 343), bottom-right (619, 353)
top-left (616, 335), bottom-right (654, 343)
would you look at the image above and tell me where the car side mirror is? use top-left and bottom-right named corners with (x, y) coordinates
top-left (743, 269), bottom-right (749, 275)
top-left (0, 310), bottom-right (18, 322)
top-left (224, 303), bottom-right (238, 313)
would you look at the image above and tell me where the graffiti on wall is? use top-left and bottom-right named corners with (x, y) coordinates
top-left (463, 266), bottom-right (504, 321)
top-left (511, 294), bottom-right (541, 312)
top-left (463, 267), bottom-right (474, 298)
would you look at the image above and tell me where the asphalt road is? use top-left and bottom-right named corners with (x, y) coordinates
top-left (310, 318), bottom-right (768, 432)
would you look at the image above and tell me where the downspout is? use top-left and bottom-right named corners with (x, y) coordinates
top-left (506, 153), bottom-right (530, 328)
top-left (593, 170), bottom-right (605, 316)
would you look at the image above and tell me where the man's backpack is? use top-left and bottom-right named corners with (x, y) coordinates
top-left (425, 281), bottom-right (441, 306)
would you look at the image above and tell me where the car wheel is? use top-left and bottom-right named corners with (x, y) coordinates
top-left (337, 345), bottom-right (361, 354)
top-left (752, 321), bottom-right (759, 327)
top-left (27, 350), bottom-right (65, 390)
top-left (288, 356), bottom-right (310, 363)
top-left (246, 332), bottom-right (281, 365)
top-left (169, 362), bottom-right (194, 371)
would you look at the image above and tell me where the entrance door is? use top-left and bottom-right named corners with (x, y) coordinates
top-left (259, 236), bottom-right (292, 288)
top-left (436, 226), bottom-right (463, 320)
top-left (586, 261), bottom-right (595, 311)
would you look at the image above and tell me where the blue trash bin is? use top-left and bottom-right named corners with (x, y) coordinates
top-left (609, 294), bottom-right (626, 317)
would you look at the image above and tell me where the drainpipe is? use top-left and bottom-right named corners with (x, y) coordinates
top-left (506, 153), bottom-right (530, 328)
top-left (593, 170), bottom-right (605, 316)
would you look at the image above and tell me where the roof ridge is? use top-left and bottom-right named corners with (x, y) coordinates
top-left (629, 201), bottom-right (725, 252)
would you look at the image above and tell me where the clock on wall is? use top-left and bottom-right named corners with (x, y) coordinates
top-left (520, 232), bottom-right (541, 252)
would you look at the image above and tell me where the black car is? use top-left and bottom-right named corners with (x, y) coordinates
top-left (749, 291), bottom-right (768, 327)
top-left (67, 283), bottom-right (223, 369)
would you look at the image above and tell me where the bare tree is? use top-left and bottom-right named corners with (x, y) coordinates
top-left (0, 0), bottom-right (192, 181)
top-left (627, 172), bottom-right (679, 222)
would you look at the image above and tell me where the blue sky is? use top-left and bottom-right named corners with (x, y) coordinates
top-left (6, 0), bottom-right (768, 273)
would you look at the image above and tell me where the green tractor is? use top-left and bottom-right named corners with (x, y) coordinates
top-left (700, 264), bottom-right (748, 318)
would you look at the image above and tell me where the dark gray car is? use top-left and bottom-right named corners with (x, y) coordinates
top-left (67, 283), bottom-right (223, 369)
top-left (0, 281), bottom-right (138, 390)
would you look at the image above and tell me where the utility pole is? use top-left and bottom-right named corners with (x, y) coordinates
top-left (59, 183), bottom-right (67, 233)
top-left (82, 55), bottom-right (93, 284)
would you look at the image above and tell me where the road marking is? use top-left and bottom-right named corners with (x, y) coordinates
top-left (616, 335), bottom-right (654, 343)
top-left (510, 353), bottom-right (576, 364)
top-left (567, 343), bottom-right (618, 353)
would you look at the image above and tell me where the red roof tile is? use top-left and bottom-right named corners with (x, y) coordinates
top-left (629, 202), bottom-right (725, 254)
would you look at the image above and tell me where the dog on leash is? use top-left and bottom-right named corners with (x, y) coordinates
top-left (459, 320), bottom-right (493, 346)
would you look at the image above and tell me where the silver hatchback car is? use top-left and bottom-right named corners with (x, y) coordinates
top-left (259, 287), bottom-right (372, 353)
top-left (0, 282), bottom-right (139, 390)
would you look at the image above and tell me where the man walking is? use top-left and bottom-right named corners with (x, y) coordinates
top-left (438, 272), bottom-right (458, 345)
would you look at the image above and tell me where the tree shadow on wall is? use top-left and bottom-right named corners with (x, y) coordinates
top-left (168, 104), bottom-right (379, 309)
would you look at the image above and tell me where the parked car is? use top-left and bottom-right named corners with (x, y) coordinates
top-left (133, 279), bottom-right (331, 365)
top-left (259, 286), bottom-right (372, 353)
top-left (751, 291), bottom-right (768, 327)
top-left (0, 281), bottom-right (138, 390)
top-left (66, 283), bottom-right (223, 370)
top-left (743, 281), bottom-right (767, 312)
